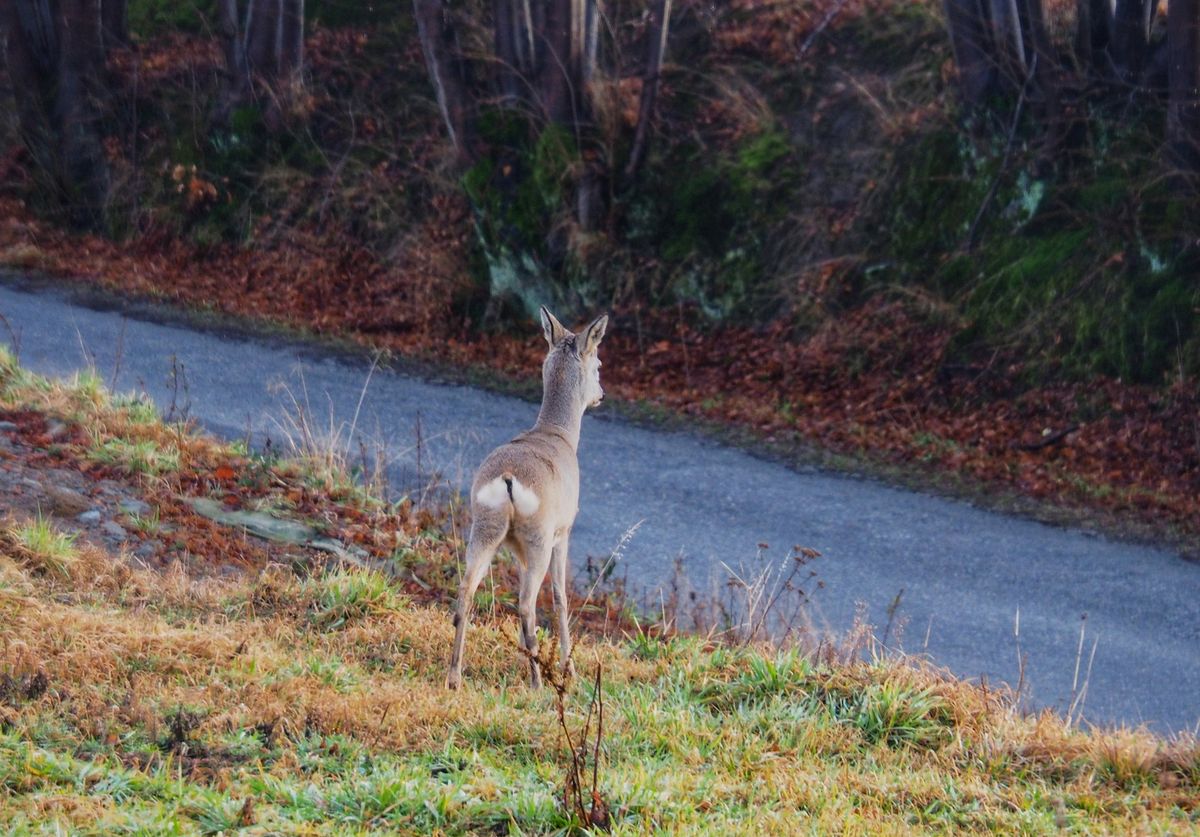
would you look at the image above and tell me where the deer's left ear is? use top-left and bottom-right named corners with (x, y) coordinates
top-left (540, 306), bottom-right (567, 347)
top-left (582, 314), bottom-right (608, 355)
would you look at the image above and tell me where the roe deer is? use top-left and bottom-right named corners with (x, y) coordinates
top-left (446, 306), bottom-right (608, 689)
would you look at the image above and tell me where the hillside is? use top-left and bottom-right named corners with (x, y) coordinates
top-left (0, 353), bottom-right (1197, 831)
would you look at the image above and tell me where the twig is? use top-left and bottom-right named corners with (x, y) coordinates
top-left (1066, 612), bottom-right (1089, 728)
top-left (591, 662), bottom-right (603, 803)
top-left (798, 0), bottom-right (851, 59)
top-left (966, 54), bottom-right (1038, 251)
top-left (0, 311), bottom-right (22, 361)
top-left (569, 520), bottom-right (643, 639)
top-left (1011, 424), bottom-right (1078, 451)
top-left (880, 587), bottom-right (904, 647)
top-left (1013, 607), bottom-right (1027, 712)
top-left (109, 318), bottom-right (127, 392)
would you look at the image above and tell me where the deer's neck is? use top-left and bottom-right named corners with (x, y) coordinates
top-left (534, 390), bottom-right (583, 450)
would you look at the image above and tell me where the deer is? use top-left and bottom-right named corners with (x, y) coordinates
top-left (446, 306), bottom-right (609, 690)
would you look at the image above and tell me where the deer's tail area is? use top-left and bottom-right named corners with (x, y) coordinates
top-left (474, 472), bottom-right (541, 517)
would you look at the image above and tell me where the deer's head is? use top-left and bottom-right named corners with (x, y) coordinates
top-left (540, 306), bottom-right (608, 410)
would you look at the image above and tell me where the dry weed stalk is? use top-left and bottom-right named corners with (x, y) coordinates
top-left (512, 630), bottom-right (611, 831)
top-left (716, 544), bottom-right (822, 647)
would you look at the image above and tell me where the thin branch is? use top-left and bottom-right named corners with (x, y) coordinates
top-left (965, 53), bottom-right (1038, 250)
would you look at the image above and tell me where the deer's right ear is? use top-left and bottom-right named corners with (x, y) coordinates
top-left (540, 306), bottom-right (566, 347)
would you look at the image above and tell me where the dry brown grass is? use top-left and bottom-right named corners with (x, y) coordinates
top-left (0, 350), bottom-right (1196, 833)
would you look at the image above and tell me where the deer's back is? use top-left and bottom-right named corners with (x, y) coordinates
top-left (472, 428), bottom-right (579, 529)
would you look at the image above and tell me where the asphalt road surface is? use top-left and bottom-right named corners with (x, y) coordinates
top-left (1, 273), bottom-right (1196, 733)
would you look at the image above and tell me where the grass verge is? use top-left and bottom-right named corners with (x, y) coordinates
top-left (0, 353), bottom-right (1195, 832)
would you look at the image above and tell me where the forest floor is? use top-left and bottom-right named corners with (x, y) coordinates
top-left (1, 200), bottom-right (1198, 558)
top-left (0, 351), bottom-right (1197, 833)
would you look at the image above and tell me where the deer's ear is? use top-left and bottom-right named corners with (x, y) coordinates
top-left (582, 314), bottom-right (608, 354)
top-left (540, 306), bottom-right (566, 347)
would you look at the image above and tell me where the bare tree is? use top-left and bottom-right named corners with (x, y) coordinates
top-left (1110, 0), bottom-right (1151, 82)
top-left (943, 0), bottom-right (997, 110)
top-left (218, 0), bottom-right (306, 129)
top-left (0, 0), bottom-right (111, 227)
top-left (414, 0), bottom-right (604, 152)
top-left (1168, 0), bottom-right (1200, 180)
top-left (625, 0), bottom-right (672, 181)
top-left (1074, 0), bottom-right (1110, 74)
top-left (412, 0), bottom-right (473, 160)
top-left (945, 0), bottom-right (1200, 193)
top-left (101, 0), bottom-right (128, 49)
top-left (412, 0), bottom-right (674, 312)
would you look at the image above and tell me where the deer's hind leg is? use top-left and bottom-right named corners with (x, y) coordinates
top-left (446, 510), bottom-right (507, 690)
top-left (516, 530), bottom-right (553, 689)
top-left (550, 532), bottom-right (575, 680)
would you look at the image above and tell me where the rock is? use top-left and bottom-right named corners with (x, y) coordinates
top-left (0, 421), bottom-right (17, 432)
top-left (46, 419), bottom-right (69, 440)
top-left (46, 469), bottom-right (85, 489)
top-left (101, 521), bottom-right (128, 540)
top-left (133, 542), bottom-right (157, 559)
top-left (118, 499), bottom-right (151, 516)
top-left (77, 510), bottom-right (102, 525)
top-left (183, 496), bottom-right (317, 544)
top-left (45, 485), bottom-right (91, 518)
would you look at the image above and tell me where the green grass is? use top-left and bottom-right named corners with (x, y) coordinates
top-left (883, 115), bottom-right (1200, 385)
top-left (7, 515), bottom-right (78, 578)
top-left (87, 436), bottom-right (181, 475)
top-left (302, 567), bottom-right (405, 629)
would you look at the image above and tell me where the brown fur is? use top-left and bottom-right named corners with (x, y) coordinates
top-left (446, 307), bottom-right (608, 689)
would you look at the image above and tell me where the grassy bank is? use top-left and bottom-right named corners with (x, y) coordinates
top-left (0, 355), bottom-right (1197, 832)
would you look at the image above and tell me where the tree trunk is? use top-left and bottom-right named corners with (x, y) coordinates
top-left (2, 0), bottom-right (110, 227)
top-left (536, 0), bottom-right (576, 125)
top-left (1167, 0), bottom-right (1200, 181)
top-left (101, 0), bottom-right (127, 48)
top-left (1110, 0), bottom-right (1148, 82)
top-left (217, 0), bottom-right (305, 128)
top-left (625, 0), bottom-right (672, 181)
top-left (244, 0), bottom-right (278, 80)
top-left (3, 0), bottom-right (57, 177)
top-left (413, 0), bottom-right (474, 160)
top-left (989, 0), bottom-right (1027, 86)
top-left (492, 0), bottom-right (523, 103)
top-left (56, 0), bottom-right (109, 218)
top-left (944, 0), bottom-right (996, 109)
top-left (217, 0), bottom-right (248, 104)
top-left (1074, 0), bottom-right (1109, 75)
top-left (278, 0), bottom-right (304, 87)
top-left (1019, 0), bottom-right (1063, 167)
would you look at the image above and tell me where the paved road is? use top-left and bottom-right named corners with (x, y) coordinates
top-left (1, 273), bottom-right (1196, 732)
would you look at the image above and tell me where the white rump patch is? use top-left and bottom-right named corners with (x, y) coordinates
top-left (475, 477), bottom-right (509, 509)
top-left (474, 475), bottom-right (541, 517)
top-left (507, 477), bottom-right (541, 517)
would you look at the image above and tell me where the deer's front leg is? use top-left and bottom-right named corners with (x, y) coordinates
top-left (517, 533), bottom-right (553, 689)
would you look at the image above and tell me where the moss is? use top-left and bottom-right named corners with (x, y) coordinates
top-left (884, 126), bottom-right (994, 270)
top-left (128, 0), bottom-right (218, 37)
top-left (628, 126), bottom-right (800, 320)
top-left (882, 105), bottom-right (1200, 385)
